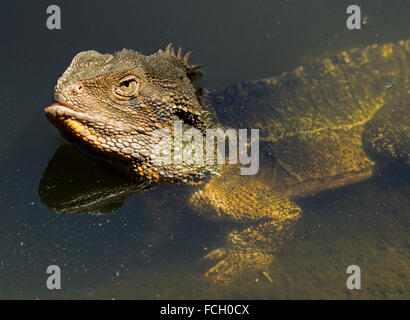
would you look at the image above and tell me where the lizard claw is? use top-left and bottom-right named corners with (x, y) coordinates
top-left (203, 248), bottom-right (226, 260)
top-left (204, 259), bottom-right (233, 285)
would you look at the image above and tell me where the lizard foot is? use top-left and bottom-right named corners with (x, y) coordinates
top-left (203, 231), bottom-right (275, 285)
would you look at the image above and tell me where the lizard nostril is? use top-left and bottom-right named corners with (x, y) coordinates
top-left (53, 92), bottom-right (67, 104)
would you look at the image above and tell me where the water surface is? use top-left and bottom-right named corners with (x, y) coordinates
top-left (0, 0), bottom-right (409, 299)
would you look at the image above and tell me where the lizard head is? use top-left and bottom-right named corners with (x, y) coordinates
top-left (45, 44), bottom-right (211, 182)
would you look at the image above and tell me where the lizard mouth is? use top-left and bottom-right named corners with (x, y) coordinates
top-left (44, 103), bottom-right (107, 146)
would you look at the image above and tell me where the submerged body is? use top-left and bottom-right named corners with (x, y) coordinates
top-left (207, 41), bottom-right (409, 199)
top-left (44, 40), bottom-right (410, 283)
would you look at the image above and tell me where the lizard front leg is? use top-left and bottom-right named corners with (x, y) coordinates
top-left (189, 165), bottom-right (301, 285)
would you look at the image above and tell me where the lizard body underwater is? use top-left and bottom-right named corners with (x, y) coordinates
top-left (44, 40), bottom-right (410, 284)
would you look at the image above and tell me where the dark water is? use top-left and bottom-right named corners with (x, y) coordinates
top-left (0, 0), bottom-right (409, 299)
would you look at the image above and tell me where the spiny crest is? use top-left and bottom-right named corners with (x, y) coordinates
top-left (157, 43), bottom-right (202, 76)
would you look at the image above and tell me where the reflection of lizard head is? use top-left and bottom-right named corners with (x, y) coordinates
top-left (38, 144), bottom-right (154, 214)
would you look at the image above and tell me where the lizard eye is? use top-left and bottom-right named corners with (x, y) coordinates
top-left (116, 78), bottom-right (137, 96)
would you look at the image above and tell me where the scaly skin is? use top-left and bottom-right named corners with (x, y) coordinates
top-left (45, 41), bottom-right (410, 284)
